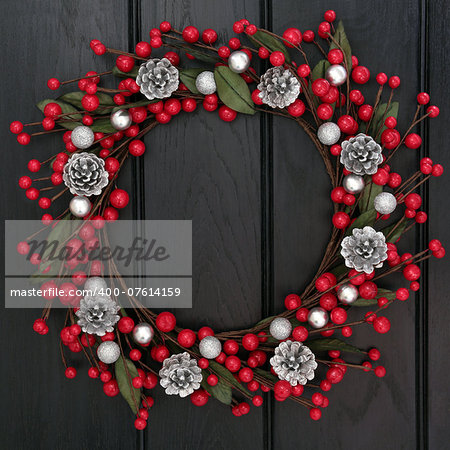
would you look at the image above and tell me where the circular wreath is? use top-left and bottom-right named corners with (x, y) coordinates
top-left (11, 10), bottom-right (445, 430)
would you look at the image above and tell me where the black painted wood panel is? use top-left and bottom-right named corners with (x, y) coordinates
top-left (0, 1), bottom-right (448, 449)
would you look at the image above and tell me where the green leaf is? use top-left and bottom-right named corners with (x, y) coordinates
top-left (311, 60), bottom-right (331, 81)
top-left (214, 66), bottom-right (255, 115)
top-left (381, 219), bottom-right (408, 243)
top-left (90, 118), bottom-right (116, 133)
top-left (36, 99), bottom-right (83, 130)
top-left (352, 288), bottom-right (395, 306)
top-left (255, 315), bottom-right (276, 327)
top-left (208, 360), bottom-right (251, 396)
top-left (330, 264), bottom-right (348, 279)
top-left (115, 357), bottom-right (141, 414)
top-left (254, 368), bottom-right (279, 384)
top-left (307, 338), bottom-right (363, 354)
top-left (329, 20), bottom-right (352, 70)
top-left (369, 102), bottom-right (399, 141)
top-left (359, 179), bottom-right (383, 213)
top-left (345, 209), bottom-right (377, 236)
top-left (58, 91), bottom-right (114, 115)
top-left (201, 374), bottom-right (232, 404)
top-left (179, 68), bottom-right (205, 94)
top-left (112, 65), bottom-right (139, 78)
top-left (248, 30), bottom-right (291, 63)
top-left (170, 45), bottom-right (220, 64)
top-left (112, 99), bottom-right (156, 113)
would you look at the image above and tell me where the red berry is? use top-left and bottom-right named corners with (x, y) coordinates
top-left (324, 10), bottom-right (336, 22)
top-left (373, 316), bottom-right (391, 333)
top-left (404, 193), bottom-right (422, 210)
top-left (312, 78), bottom-right (330, 97)
top-left (135, 41), bottom-right (152, 58)
top-left (218, 106), bottom-right (237, 122)
top-left (223, 339), bottom-right (239, 355)
top-left (10, 120), bottom-right (24, 134)
top-left (129, 139), bottom-right (146, 157)
top-left (177, 329), bottom-right (196, 348)
top-left (65, 367), bottom-right (77, 379)
top-left (110, 189), bottom-right (129, 209)
top-left (242, 333), bottom-right (259, 351)
top-left (283, 28), bottom-right (302, 47)
top-left (374, 366), bottom-right (386, 377)
top-left (183, 26), bottom-right (199, 43)
top-left (191, 389), bottom-right (209, 407)
top-left (417, 92), bottom-right (430, 105)
top-left (352, 66), bottom-right (370, 84)
top-left (405, 133), bottom-right (422, 149)
top-left (376, 72), bottom-right (388, 85)
top-left (118, 317), bottom-right (135, 334)
top-left (287, 99), bottom-right (306, 117)
top-left (328, 49), bottom-right (343, 64)
top-left (427, 105), bottom-right (439, 118)
top-left (332, 212), bottom-right (350, 229)
top-left (389, 76), bottom-right (401, 88)
top-left (270, 51), bottom-right (285, 66)
top-left (17, 133), bottom-right (31, 145)
top-left (292, 326), bottom-right (308, 342)
top-left (284, 293), bottom-right (301, 310)
top-left (202, 28), bottom-right (218, 44)
top-left (318, 21), bottom-right (331, 39)
top-left (156, 311), bottom-right (176, 332)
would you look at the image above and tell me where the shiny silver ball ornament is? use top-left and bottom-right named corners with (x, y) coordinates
top-left (374, 192), bottom-right (397, 215)
top-left (97, 341), bottom-right (120, 364)
top-left (317, 122), bottom-right (341, 146)
top-left (325, 64), bottom-right (348, 86)
top-left (337, 283), bottom-right (359, 305)
top-left (84, 276), bottom-right (107, 293)
top-left (69, 195), bottom-right (92, 218)
top-left (132, 322), bottom-right (154, 345)
top-left (110, 109), bottom-right (132, 131)
top-left (307, 307), bottom-right (329, 329)
top-left (343, 174), bottom-right (365, 194)
top-left (195, 71), bottom-right (217, 95)
top-left (228, 50), bottom-right (251, 73)
top-left (269, 317), bottom-right (292, 340)
top-left (199, 336), bottom-right (222, 359)
top-left (70, 125), bottom-right (94, 149)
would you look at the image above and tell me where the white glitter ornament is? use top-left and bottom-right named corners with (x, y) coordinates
top-left (343, 174), bottom-right (365, 194)
top-left (325, 64), bottom-right (347, 86)
top-left (269, 317), bottom-right (292, 340)
top-left (97, 341), bottom-right (120, 364)
top-left (317, 122), bottom-right (341, 146)
top-left (337, 283), bottom-right (359, 304)
top-left (199, 335), bottom-right (222, 359)
top-left (195, 71), bottom-right (216, 95)
top-left (132, 322), bottom-right (154, 345)
top-left (110, 109), bottom-right (132, 131)
top-left (69, 195), bottom-right (91, 218)
top-left (70, 125), bottom-right (94, 149)
top-left (374, 192), bottom-right (397, 215)
top-left (228, 50), bottom-right (251, 73)
top-left (307, 307), bottom-right (329, 329)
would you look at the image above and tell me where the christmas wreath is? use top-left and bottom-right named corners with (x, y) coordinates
top-left (10, 9), bottom-right (445, 430)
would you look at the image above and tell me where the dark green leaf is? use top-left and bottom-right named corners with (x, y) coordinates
top-left (359, 179), bottom-right (383, 213)
top-left (90, 118), bottom-right (116, 133)
top-left (381, 219), bottom-right (408, 243)
top-left (254, 368), bottom-right (279, 384)
top-left (36, 99), bottom-right (83, 130)
top-left (369, 102), bottom-right (399, 141)
top-left (345, 209), bottom-right (377, 236)
top-left (330, 264), bottom-right (348, 279)
top-left (112, 65), bottom-right (139, 78)
top-left (208, 360), bottom-right (251, 396)
top-left (170, 44), bottom-right (220, 64)
top-left (201, 374), bottom-right (232, 404)
top-left (248, 30), bottom-right (291, 63)
top-left (58, 91), bottom-right (114, 115)
top-left (179, 68), bottom-right (205, 94)
top-left (112, 99), bottom-right (156, 113)
top-left (214, 66), bottom-right (255, 115)
top-left (352, 288), bottom-right (395, 306)
top-left (329, 20), bottom-right (352, 70)
top-left (307, 338), bottom-right (363, 354)
top-left (255, 315), bottom-right (276, 327)
top-left (115, 357), bottom-right (141, 414)
top-left (311, 60), bottom-right (331, 81)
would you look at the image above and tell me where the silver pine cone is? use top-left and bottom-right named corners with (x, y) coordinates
top-left (341, 226), bottom-right (388, 274)
top-left (270, 340), bottom-right (318, 386)
top-left (257, 67), bottom-right (300, 109)
top-left (159, 352), bottom-right (202, 397)
top-left (136, 58), bottom-right (179, 100)
top-left (340, 133), bottom-right (383, 175)
top-left (75, 294), bottom-right (120, 336)
top-left (63, 152), bottom-right (109, 197)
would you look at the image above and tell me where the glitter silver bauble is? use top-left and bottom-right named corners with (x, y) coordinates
top-left (132, 322), bottom-right (154, 345)
top-left (343, 174), bottom-right (365, 194)
top-left (317, 122), bottom-right (341, 146)
top-left (70, 125), bottom-right (95, 149)
top-left (199, 335), bottom-right (222, 359)
top-left (195, 71), bottom-right (216, 95)
top-left (325, 64), bottom-right (347, 86)
top-left (228, 50), bottom-right (251, 73)
top-left (307, 307), bottom-right (329, 329)
top-left (110, 109), bottom-right (132, 131)
top-left (374, 192), bottom-right (397, 215)
top-left (97, 341), bottom-right (121, 364)
top-left (69, 195), bottom-right (92, 218)
top-left (337, 283), bottom-right (359, 304)
top-left (269, 317), bottom-right (292, 340)
top-left (84, 276), bottom-right (107, 293)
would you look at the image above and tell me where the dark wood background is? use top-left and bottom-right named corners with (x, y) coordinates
top-left (1, 0), bottom-right (448, 449)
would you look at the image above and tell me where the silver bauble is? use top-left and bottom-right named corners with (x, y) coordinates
top-left (317, 122), bottom-right (341, 146)
top-left (132, 322), bottom-right (154, 345)
top-left (69, 195), bottom-right (92, 218)
top-left (199, 335), bottom-right (222, 359)
top-left (97, 341), bottom-right (120, 364)
top-left (195, 71), bottom-right (216, 95)
top-left (337, 283), bottom-right (359, 304)
top-left (110, 109), bottom-right (132, 131)
top-left (343, 174), bottom-right (365, 194)
top-left (325, 64), bottom-right (347, 86)
top-left (374, 192), bottom-right (397, 215)
top-left (269, 317), bottom-right (292, 340)
top-left (228, 51), bottom-right (251, 73)
top-left (307, 307), bottom-right (329, 329)
top-left (70, 125), bottom-right (95, 149)
top-left (84, 276), bottom-right (107, 293)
